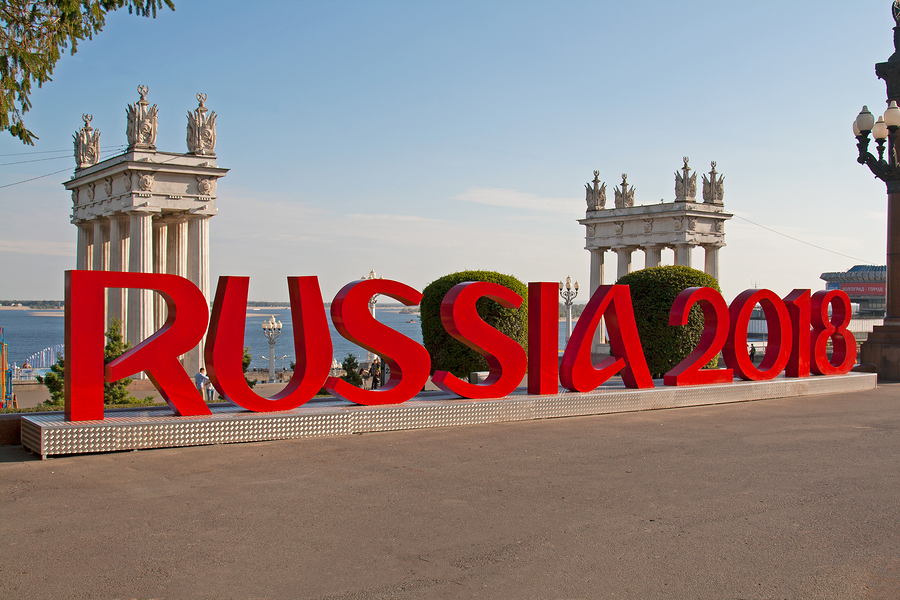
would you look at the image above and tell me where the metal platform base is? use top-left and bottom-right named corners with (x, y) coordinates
top-left (21, 373), bottom-right (877, 459)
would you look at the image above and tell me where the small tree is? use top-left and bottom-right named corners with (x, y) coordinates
top-left (36, 355), bottom-right (64, 405)
top-left (615, 265), bottom-right (722, 378)
top-left (340, 353), bottom-right (363, 387)
top-left (421, 270), bottom-right (528, 378)
top-left (103, 319), bottom-right (133, 404)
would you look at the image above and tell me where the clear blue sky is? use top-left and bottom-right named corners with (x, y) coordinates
top-left (0, 1), bottom-right (893, 302)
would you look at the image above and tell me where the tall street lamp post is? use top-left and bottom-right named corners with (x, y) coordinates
top-left (261, 315), bottom-right (282, 383)
top-left (854, 2), bottom-right (900, 379)
top-left (559, 276), bottom-right (579, 343)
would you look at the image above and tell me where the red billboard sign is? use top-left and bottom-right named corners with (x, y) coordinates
top-left (839, 283), bottom-right (886, 296)
top-left (63, 271), bottom-right (858, 422)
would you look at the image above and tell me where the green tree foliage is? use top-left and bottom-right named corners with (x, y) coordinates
top-left (340, 353), bottom-right (362, 387)
top-left (242, 346), bottom-right (256, 389)
top-left (615, 265), bottom-right (722, 378)
top-left (102, 318), bottom-right (133, 404)
top-left (421, 270), bottom-right (528, 378)
top-left (1, 0), bottom-right (175, 144)
top-left (35, 354), bottom-right (64, 404)
top-left (37, 318), bottom-right (135, 405)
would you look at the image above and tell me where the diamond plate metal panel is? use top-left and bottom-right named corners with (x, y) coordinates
top-left (19, 373), bottom-right (876, 458)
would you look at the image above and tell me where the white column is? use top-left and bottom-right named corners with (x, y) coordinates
top-left (108, 215), bottom-right (129, 327)
top-left (91, 219), bottom-right (110, 330)
top-left (589, 247), bottom-right (606, 293)
top-left (615, 247), bottom-right (633, 281)
top-left (704, 244), bottom-right (721, 282)
top-left (92, 219), bottom-right (110, 271)
top-left (76, 223), bottom-right (93, 270)
top-left (644, 245), bottom-right (662, 269)
top-left (127, 211), bottom-right (154, 349)
top-left (153, 218), bottom-right (168, 330)
top-left (589, 247), bottom-right (607, 348)
top-left (675, 243), bottom-right (693, 268)
top-left (184, 215), bottom-right (211, 373)
top-left (166, 217), bottom-right (188, 278)
top-left (166, 216), bottom-right (190, 368)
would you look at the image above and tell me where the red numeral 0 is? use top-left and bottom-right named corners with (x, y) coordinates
top-left (723, 289), bottom-right (792, 381)
top-left (810, 290), bottom-right (857, 375)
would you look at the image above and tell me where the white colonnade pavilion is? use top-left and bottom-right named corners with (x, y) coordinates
top-left (65, 87), bottom-right (227, 375)
top-left (580, 158), bottom-right (732, 348)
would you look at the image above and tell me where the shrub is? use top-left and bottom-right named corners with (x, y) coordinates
top-left (421, 270), bottom-right (528, 378)
top-left (615, 265), bottom-right (721, 378)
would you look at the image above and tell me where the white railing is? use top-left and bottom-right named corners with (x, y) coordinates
top-left (22, 344), bottom-right (64, 369)
top-left (746, 316), bottom-right (880, 339)
top-left (14, 343), bottom-right (64, 380)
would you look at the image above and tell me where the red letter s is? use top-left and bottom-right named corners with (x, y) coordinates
top-left (431, 281), bottom-right (527, 399)
top-left (325, 279), bottom-right (431, 405)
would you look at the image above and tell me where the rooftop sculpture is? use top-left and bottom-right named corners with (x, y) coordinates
top-left (614, 174), bottom-right (635, 208)
top-left (73, 114), bottom-right (100, 170)
top-left (126, 85), bottom-right (158, 151)
top-left (187, 93), bottom-right (217, 156)
top-left (674, 157), bottom-right (697, 202)
top-left (701, 161), bottom-right (725, 205)
top-left (585, 170), bottom-right (606, 210)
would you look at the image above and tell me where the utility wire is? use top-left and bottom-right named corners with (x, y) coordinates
top-left (0, 145), bottom-right (124, 158)
top-left (1, 155), bottom-right (78, 167)
top-left (733, 214), bottom-right (877, 265)
top-left (0, 147), bottom-right (126, 189)
top-left (0, 167), bottom-right (72, 189)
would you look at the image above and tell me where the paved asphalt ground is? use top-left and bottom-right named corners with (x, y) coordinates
top-left (1, 384), bottom-right (899, 599)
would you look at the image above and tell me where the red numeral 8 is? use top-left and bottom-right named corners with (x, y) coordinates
top-left (810, 290), bottom-right (857, 375)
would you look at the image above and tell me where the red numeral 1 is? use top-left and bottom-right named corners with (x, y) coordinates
top-left (783, 289), bottom-right (810, 378)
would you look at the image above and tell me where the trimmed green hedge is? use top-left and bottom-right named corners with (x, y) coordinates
top-left (421, 271), bottom-right (528, 377)
top-left (615, 265), bottom-right (721, 378)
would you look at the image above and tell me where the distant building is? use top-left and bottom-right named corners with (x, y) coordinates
top-left (820, 265), bottom-right (886, 317)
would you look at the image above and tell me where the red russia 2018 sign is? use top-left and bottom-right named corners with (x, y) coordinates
top-left (63, 271), bottom-right (857, 422)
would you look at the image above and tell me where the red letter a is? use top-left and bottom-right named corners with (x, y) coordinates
top-left (559, 285), bottom-right (653, 391)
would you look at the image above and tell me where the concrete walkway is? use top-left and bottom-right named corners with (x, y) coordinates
top-left (2, 385), bottom-right (899, 599)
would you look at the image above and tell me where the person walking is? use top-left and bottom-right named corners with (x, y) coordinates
top-left (371, 358), bottom-right (381, 390)
top-left (195, 368), bottom-right (210, 399)
top-left (749, 344), bottom-right (757, 364)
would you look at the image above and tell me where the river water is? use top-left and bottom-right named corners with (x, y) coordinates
top-left (0, 307), bottom-right (576, 373)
